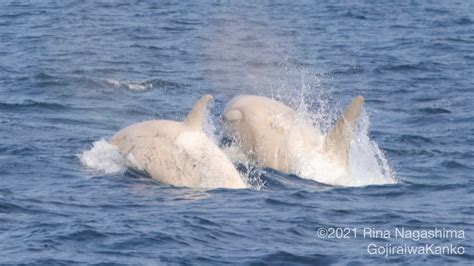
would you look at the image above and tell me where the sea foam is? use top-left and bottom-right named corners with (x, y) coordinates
top-left (80, 139), bottom-right (127, 175)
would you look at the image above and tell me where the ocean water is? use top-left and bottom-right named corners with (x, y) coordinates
top-left (1, 1), bottom-right (473, 265)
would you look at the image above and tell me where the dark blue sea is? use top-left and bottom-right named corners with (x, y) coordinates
top-left (1, 1), bottom-right (473, 265)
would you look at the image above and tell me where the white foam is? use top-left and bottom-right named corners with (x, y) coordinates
top-left (80, 139), bottom-right (127, 174)
top-left (105, 79), bottom-right (153, 92)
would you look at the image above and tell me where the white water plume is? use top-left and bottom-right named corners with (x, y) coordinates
top-left (80, 139), bottom-right (127, 175)
top-left (202, 13), bottom-right (396, 186)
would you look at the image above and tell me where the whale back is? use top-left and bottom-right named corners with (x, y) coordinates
top-left (124, 129), bottom-right (246, 188)
top-left (110, 94), bottom-right (246, 189)
top-left (323, 96), bottom-right (364, 169)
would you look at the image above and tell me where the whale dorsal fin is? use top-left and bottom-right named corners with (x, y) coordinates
top-left (184, 94), bottom-right (213, 130)
top-left (323, 96), bottom-right (364, 169)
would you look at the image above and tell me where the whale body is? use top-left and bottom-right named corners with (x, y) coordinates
top-left (110, 95), bottom-right (247, 189)
top-left (222, 95), bottom-right (364, 186)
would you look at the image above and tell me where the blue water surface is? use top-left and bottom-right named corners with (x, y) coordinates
top-left (1, 1), bottom-right (473, 265)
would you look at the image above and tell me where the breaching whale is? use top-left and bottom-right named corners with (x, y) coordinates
top-left (110, 94), bottom-right (247, 189)
top-left (222, 95), bottom-right (364, 185)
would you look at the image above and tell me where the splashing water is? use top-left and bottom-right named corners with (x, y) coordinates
top-left (199, 8), bottom-right (396, 187)
top-left (292, 109), bottom-right (396, 187)
top-left (279, 75), bottom-right (396, 187)
top-left (345, 111), bottom-right (396, 186)
top-left (203, 8), bottom-right (395, 185)
top-left (80, 139), bottom-right (127, 175)
top-left (220, 69), bottom-right (396, 187)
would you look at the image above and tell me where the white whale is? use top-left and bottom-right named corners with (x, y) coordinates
top-left (110, 94), bottom-right (247, 189)
top-left (222, 95), bottom-right (364, 186)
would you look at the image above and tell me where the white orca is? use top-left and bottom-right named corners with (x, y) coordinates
top-left (222, 95), bottom-right (364, 186)
top-left (110, 95), bottom-right (247, 189)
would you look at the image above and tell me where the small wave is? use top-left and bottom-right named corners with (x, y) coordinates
top-left (0, 201), bottom-right (32, 214)
top-left (250, 251), bottom-right (334, 265)
top-left (0, 12), bottom-right (34, 19)
top-left (32, 72), bottom-right (69, 87)
top-left (343, 11), bottom-right (367, 20)
top-left (96, 2), bottom-right (131, 8)
top-left (80, 140), bottom-right (127, 175)
top-left (0, 189), bottom-right (13, 197)
top-left (57, 229), bottom-right (108, 242)
top-left (455, 17), bottom-right (473, 25)
top-left (170, 19), bottom-right (202, 26)
top-left (0, 144), bottom-right (41, 156)
top-left (365, 99), bottom-right (387, 104)
top-left (400, 134), bottom-right (433, 145)
top-left (424, 8), bottom-right (450, 15)
top-left (463, 55), bottom-right (474, 60)
top-left (415, 97), bottom-right (437, 102)
top-left (444, 37), bottom-right (474, 44)
top-left (159, 26), bottom-right (194, 32)
top-left (34, 72), bottom-right (56, 80)
top-left (441, 160), bottom-right (470, 169)
top-left (104, 78), bottom-right (180, 92)
top-left (388, 88), bottom-right (412, 95)
top-left (0, 100), bottom-right (68, 111)
top-left (431, 17), bottom-right (474, 28)
top-left (418, 107), bottom-right (451, 114)
top-left (130, 44), bottom-right (164, 50)
top-left (375, 62), bottom-right (435, 73)
top-left (328, 65), bottom-right (364, 76)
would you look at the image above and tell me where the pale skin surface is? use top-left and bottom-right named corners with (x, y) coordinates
top-left (222, 95), bottom-right (364, 175)
top-left (110, 95), bottom-right (247, 189)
